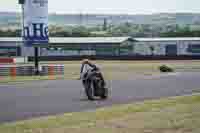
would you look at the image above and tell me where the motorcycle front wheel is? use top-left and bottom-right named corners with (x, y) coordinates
top-left (85, 80), bottom-right (95, 101)
top-left (100, 87), bottom-right (108, 99)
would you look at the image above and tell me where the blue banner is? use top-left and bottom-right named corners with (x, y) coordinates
top-left (23, 0), bottom-right (49, 46)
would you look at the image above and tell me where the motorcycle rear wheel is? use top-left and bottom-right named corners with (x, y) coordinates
top-left (100, 87), bottom-right (108, 99)
top-left (85, 80), bottom-right (95, 101)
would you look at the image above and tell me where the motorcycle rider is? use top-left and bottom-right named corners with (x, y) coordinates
top-left (80, 59), bottom-right (105, 86)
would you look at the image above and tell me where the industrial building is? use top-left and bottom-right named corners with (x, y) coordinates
top-left (134, 37), bottom-right (200, 56)
top-left (0, 37), bottom-right (200, 57)
top-left (0, 37), bottom-right (134, 57)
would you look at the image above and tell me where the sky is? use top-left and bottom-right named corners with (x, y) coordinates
top-left (0, 0), bottom-right (200, 14)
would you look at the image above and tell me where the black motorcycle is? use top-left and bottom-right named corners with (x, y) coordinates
top-left (82, 69), bottom-right (108, 100)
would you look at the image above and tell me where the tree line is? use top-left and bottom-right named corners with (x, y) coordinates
top-left (0, 25), bottom-right (200, 37)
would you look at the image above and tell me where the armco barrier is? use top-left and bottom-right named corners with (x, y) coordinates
top-left (0, 66), bottom-right (9, 76)
top-left (0, 65), bottom-right (64, 77)
top-left (17, 66), bottom-right (35, 76)
top-left (41, 65), bottom-right (65, 76)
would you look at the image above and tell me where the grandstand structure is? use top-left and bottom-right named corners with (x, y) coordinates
top-left (0, 37), bottom-right (200, 58)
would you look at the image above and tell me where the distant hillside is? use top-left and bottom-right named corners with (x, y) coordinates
top-left (0, 12), bottom-right (200, 27)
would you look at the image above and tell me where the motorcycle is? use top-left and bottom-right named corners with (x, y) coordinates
top-left (82, 69), bottom-right (108, 100)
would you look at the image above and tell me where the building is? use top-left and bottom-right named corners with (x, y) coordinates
top-left (134, 37), bottom-right (200, 56)
top-left (42, 37), bottom-right (134, 56)
top-left (0, 38), bottom-right (22, 57)
top-left (0, 37), bottom-right (134, 57)
top-left (0, 37), bottom-right (200, 57)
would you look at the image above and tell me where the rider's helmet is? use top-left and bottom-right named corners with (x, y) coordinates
top-left (82, 59), bottom-right (90, 64)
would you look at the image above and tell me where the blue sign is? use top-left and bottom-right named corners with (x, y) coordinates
top-left (23, 23), bottom-right (49, 46)
top-left (23, 0), bottom-right (49, 46)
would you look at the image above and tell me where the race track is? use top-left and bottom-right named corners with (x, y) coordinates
top-left (0, 72), bottom-right (200, 123)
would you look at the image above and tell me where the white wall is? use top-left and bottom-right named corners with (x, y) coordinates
top-left (179, 41), bottom-right (200, 55)
top-left (134, 42), bottom-right (166, 55)
top-left (134, 40), bottom-right (200, 55)
top-left (14, 57), bottom-right (28, 63)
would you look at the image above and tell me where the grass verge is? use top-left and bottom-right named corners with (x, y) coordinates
top-left (0, 94), bottom-right (200, 133)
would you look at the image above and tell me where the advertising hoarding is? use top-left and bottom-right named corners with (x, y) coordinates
top-left (23, 0), bottom-right (49, 46)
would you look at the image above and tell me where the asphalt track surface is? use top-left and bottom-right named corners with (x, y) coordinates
top-left (0, 72), bottom-right (200, 123)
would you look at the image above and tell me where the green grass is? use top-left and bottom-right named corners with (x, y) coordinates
top-left (0, 94), bottom-right (200, 133)
top-left (1, 60), bottom-right (200, 83)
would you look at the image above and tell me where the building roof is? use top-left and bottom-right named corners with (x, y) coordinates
top-left (0, 37), bottom-right (132, 44)
top-left (0, 37), bottom-right (200, 44)
top-left (134, 37), bottom-right (200, 42)
top-left (50, 37), bottom-right (132, 44)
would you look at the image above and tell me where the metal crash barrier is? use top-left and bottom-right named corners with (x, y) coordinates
top-left (0, 65), bottom-right (64, 77)
top-left (41, 65), bottom-right (65, 76)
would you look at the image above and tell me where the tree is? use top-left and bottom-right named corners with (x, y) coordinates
top-left (71, 26), bottom-right (91, 37)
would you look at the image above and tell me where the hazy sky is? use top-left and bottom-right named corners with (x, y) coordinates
top-left (1, 0), bottom-right (200, 14)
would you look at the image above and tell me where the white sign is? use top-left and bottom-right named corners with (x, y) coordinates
top-left (23, 0), bottom-right (49, 45)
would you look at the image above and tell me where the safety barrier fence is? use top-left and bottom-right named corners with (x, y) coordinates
top-left (0, 65), bottom-right (64, 77)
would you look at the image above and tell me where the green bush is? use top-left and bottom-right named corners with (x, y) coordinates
top-left (159, 65), bottom-right (174, 72)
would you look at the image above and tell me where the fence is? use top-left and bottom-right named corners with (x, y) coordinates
top-left (0, 65), bottom-right (64, 77)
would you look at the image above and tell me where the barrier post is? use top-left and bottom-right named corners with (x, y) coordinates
top-left (10, 67), bottom-right (17, 79)
top-left (49, 65), bottom-right (55, 80)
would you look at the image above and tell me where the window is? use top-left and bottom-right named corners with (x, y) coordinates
top-left (0, 47), bottom-right (18, 56)
top-left (187, 45), bottom-right (200, 53)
